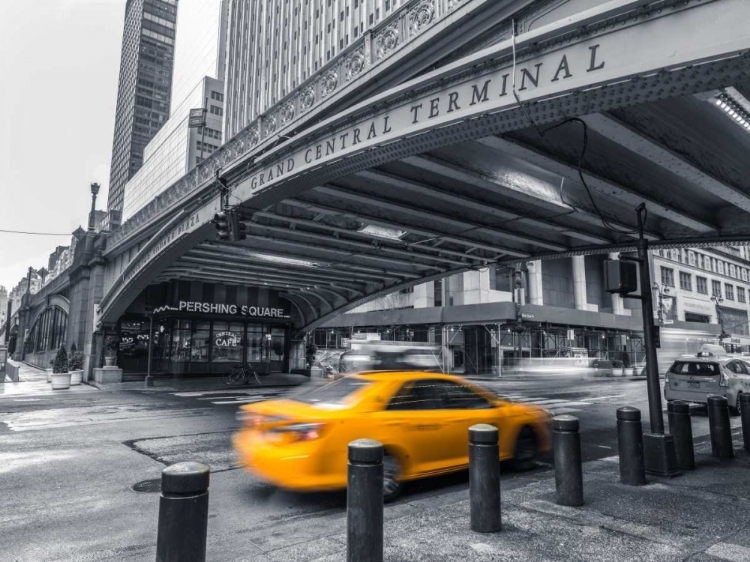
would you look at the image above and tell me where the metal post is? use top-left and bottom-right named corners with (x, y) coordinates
top-left (741, 394), bottom-right (750, 452)
top-left (145, 314), bottom-right (155, 387)
top-left (634, 205), bottom-right (679, 478)
top-left (552, 415), bottom-right (583, 507)
top-left (156, 462), bottom-right (210, 562)
top-left (469, 424), bottom-right (501, 533)
top-left (707, 395), bottom-right (734, 459)
top-left (668, 401), bottom-right (695, 471)
top-left (347, 439), bottom-right (383, 562)
top-left (617, 407), bottom-right (646, 485)
top-left (4, 299), bottom-right (12, 344)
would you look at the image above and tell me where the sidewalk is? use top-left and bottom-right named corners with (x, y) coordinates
top-left (1, 360), bottom-right (97, 396)
top-left (90, 372), bottom-right (311, 393)
top-left (226, 430), bottom-right (750, 562)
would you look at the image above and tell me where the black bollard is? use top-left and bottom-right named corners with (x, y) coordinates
top-left (668, 401), bottom-right (695, 471)
top-left (707, 395), bottom-right (734, 459)
top-left (617, 407), bottom-right (646, 485)
top-left (469, 424), bottom-right (501, 533)
top-left (553, 415), bottom-right (583, 507)
top-left (156, 462), bottom-right (210, 562)
top-left (347, 439), bottom-right (384, 562)
top-left (741, 394), bottom-right (750, 452)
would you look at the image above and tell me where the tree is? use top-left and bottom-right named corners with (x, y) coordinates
top-left (52, 346), bottom-right (69, 373)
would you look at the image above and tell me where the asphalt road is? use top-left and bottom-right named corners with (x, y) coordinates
top-left (0, 374), bottom-right (723, 561)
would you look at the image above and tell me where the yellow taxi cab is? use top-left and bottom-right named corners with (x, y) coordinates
top-left (233, 371), bottom-right (551, 501)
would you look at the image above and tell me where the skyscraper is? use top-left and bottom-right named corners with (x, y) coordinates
top-left (108, 0), bottom-right (179, 214)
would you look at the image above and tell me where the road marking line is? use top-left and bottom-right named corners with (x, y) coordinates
top-left (212, 398), bottom-right (268, 405)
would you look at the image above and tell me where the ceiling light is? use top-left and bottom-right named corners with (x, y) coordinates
top-left (250, 253), bottom-right (317, 268)
top-left (358, 224), bottom-right (406, 240)
top-left (716, 99), bottom-right (723, 106)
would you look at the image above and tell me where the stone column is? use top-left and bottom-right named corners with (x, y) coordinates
top-left (572, 256), bottom-right (587, 311)
top-left (609, 253), bottom-right (625, 315)
top-left (527, 261), bottom-right (543, 306)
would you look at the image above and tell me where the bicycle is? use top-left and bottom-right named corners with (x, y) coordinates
top-left (223, 363), bottom-right (261, 386)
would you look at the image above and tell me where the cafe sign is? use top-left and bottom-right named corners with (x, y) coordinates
top-left (215, 331), bottom-right (240, 347)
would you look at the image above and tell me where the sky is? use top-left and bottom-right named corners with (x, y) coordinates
top-left (0, 0), bottom-right (124, 292)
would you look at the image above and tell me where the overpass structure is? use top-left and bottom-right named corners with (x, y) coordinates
top-left (13, 0), bottom-right (750, 379)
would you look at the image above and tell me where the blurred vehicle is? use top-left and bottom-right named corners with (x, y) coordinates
top-left (233, 371), bottom-right (551, 501)
top-left (664, 344), bottom-right (748, 415)
top-left (338, 341), bottom-right (442, 374)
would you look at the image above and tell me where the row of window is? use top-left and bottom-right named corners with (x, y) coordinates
top-left (209, 105), bottom-right (223, 116)
top-left (655, 248), bottom-right (750, 282)
top-left (210, 91), bottom-right (224, 102)
top-left (665, 267), bottom-right (747, 302)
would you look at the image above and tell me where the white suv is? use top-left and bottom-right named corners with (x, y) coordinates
top-left (664, 346), bottom-right (750, 416)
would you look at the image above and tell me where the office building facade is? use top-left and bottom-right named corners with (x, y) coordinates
top-left (121, 0), bottom-right (229, 221)
top-left (223, 0), bottom-right (406, 138)
top-left (108, 0), bottom-right (178, 213)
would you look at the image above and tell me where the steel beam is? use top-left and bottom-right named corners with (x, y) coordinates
top-left (585, 114), bottom-right (750, 216)
top-left (476, 136), bottom-right (717, 234)
top-left (314, 185), bottom-right (568, 252)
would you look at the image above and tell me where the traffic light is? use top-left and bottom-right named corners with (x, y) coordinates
top-left (229, 211), bottom-right (247, 241)
top-left (214, 211), bottom-right (231, 240)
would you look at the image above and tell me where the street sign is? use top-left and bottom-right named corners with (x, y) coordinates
top-left (189, 108), bottom-right (205, 128)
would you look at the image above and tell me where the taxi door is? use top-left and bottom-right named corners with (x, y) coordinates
top-left (374, 379), bottom-right (454, 477)
top-left (428, 380), bottom-right (509, 470)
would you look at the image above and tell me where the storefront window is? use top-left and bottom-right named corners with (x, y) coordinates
top-left (191, 321), bottom-right (211, 362)
top-left (247, 325), bottom-right (263, 362)
top-left (269, 327), bottom-right (285, 361)
top-left (172, 320), bottom-right (192, 362)
top-left (212, 322), bottom-right (243, 363)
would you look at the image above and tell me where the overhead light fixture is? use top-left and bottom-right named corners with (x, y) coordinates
top-left (358, 224), bottom-right (406, 241)
top-left (714, 91), bottom-right (750, 134)
top-left (250, 253), bottom-right (317, 268)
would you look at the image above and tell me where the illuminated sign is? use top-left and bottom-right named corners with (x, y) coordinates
top-left (214, 331), bottom-right (240, 347)
top-left (177, 300), bottom-right (289, 319)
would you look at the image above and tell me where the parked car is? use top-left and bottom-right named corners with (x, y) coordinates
top-left (664, 345), bottom-right (750, 415)
top-left (234, 371), bottom-right (551, 501)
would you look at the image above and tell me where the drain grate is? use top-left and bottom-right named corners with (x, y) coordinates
top-left (131, 478), bottom-right (161, 493)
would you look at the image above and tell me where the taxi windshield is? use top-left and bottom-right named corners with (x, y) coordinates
top-left (292, 377), bottom-right (372, 405)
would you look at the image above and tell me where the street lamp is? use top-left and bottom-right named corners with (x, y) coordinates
top-left (652, 282), bottom-right (671, 325)
top-left (88, 183), bottom-right (100, 231)
top-left (711, 295), bottom-right (729, 340)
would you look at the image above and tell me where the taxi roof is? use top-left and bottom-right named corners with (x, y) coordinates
top-left (351, 370), bottom-right (456, 383)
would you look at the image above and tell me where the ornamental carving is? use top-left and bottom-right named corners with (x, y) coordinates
top-left (376, 24), bottom-right (399, 59)
top-left (229, 139), bottom-right (243, 158)
top-left (409, 1), bottom-right (435, 35)
top-left (299, 87), bottom-right (315, 110)
top-left (265, 116), bottom-right (277, 135)
top-left (447, 0), bottom-right (463, 11)
top-left (280, 102), bottom-right (295, 124)
top-left (321, 71), bottom-right (338, 97)
top-left (345, 48), bottom-right (366, 81)
top-left (220, 150), bottom-right (232, 166)
top-left (247, 126), bottom-right (259, 147)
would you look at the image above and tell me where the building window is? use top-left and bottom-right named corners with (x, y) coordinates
top-left (210, 105), bottom-right (223, 116)
top-left (697, 276), bottom-right (708, 294)
top-left (712, 280), bottom-right (722, 297)
top-left (739, 287), bottom-right (746, 303)
top-left (210, 91), bottom-right (224, 102)
top-left (661, 267), bottom-right (674, 288)
top-left (726, 284), bottom-right (735, 301)
top-left (679, 272), bottom-right (692, 291)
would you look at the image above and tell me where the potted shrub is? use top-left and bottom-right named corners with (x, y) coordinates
top-left (104, 336), bottom-right (118, 367)
top-left (51, 346), bottom-right (71, 390)
top-left (68, 344), bottom-right (84, 386)
top-left (305, 342), bottom-right (318, 369)
top-left (46, 359), bottom-right (53, 383)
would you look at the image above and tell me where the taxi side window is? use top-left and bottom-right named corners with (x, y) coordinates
top-left (731, 361), bottom-right (749, 375)
top-left (431, 380), bottom-right (492, 410)
top-left (386, 381), bottom-right (443, 410)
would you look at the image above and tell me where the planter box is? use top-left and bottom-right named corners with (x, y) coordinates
top-left (104, 356), bottom-right (117, 367)
top-left (93, 366), bottom-right (123, 384)
top-left (51, 372), bottom-right (71, 390)
top-left (69, 370), bottom-right (83, 386)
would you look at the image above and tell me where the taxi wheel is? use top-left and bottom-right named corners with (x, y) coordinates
top-left (383, 453), bottom-right (403, 503)
top-left (730, 393), bottom-right (742, 417)
top-left (511, 427), bottom-right (538, 472)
